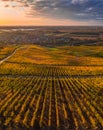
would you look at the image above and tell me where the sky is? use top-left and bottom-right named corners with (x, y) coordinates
top-left (0, 0), bottom-right (103, 26)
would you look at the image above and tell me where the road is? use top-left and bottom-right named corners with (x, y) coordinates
top-left (0, 47), bottom-right (22, 64)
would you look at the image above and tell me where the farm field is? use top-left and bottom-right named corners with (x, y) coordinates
top-left (0, 45), bottom-right (103, 130)
top-left (0, 45), bottom-right (19, 61)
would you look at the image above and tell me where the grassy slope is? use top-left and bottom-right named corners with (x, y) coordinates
top-left (0, 45), bottom-right (103, 75)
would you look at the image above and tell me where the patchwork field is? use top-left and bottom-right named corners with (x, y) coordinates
top-left (0, 45), bottom-right (103, 130)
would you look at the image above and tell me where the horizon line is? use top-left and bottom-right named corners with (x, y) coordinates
top-left (0, 25), bottom-right (103, 27)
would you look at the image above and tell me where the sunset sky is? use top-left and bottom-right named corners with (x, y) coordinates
top-left (0, 0), bottom-right (103, 26)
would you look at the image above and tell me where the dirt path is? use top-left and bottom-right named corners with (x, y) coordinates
top-left (0, 47), bottom-right (22, 64)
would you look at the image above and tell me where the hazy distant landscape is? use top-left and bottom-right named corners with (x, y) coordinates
top-left (0, 26), bottom-right (103, 130)
top-left (0, 26), bottom-right (103, 46)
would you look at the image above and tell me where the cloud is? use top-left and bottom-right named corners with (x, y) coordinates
top-left (1, 0), bottom-right (103, 23)
top-left (71, 0), bottom-right (88, 4)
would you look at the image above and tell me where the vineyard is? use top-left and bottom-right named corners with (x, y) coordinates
top-left (0, 45), bottom-right (18, 61)
top-left (0, 45), bottom-right (103, 130)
